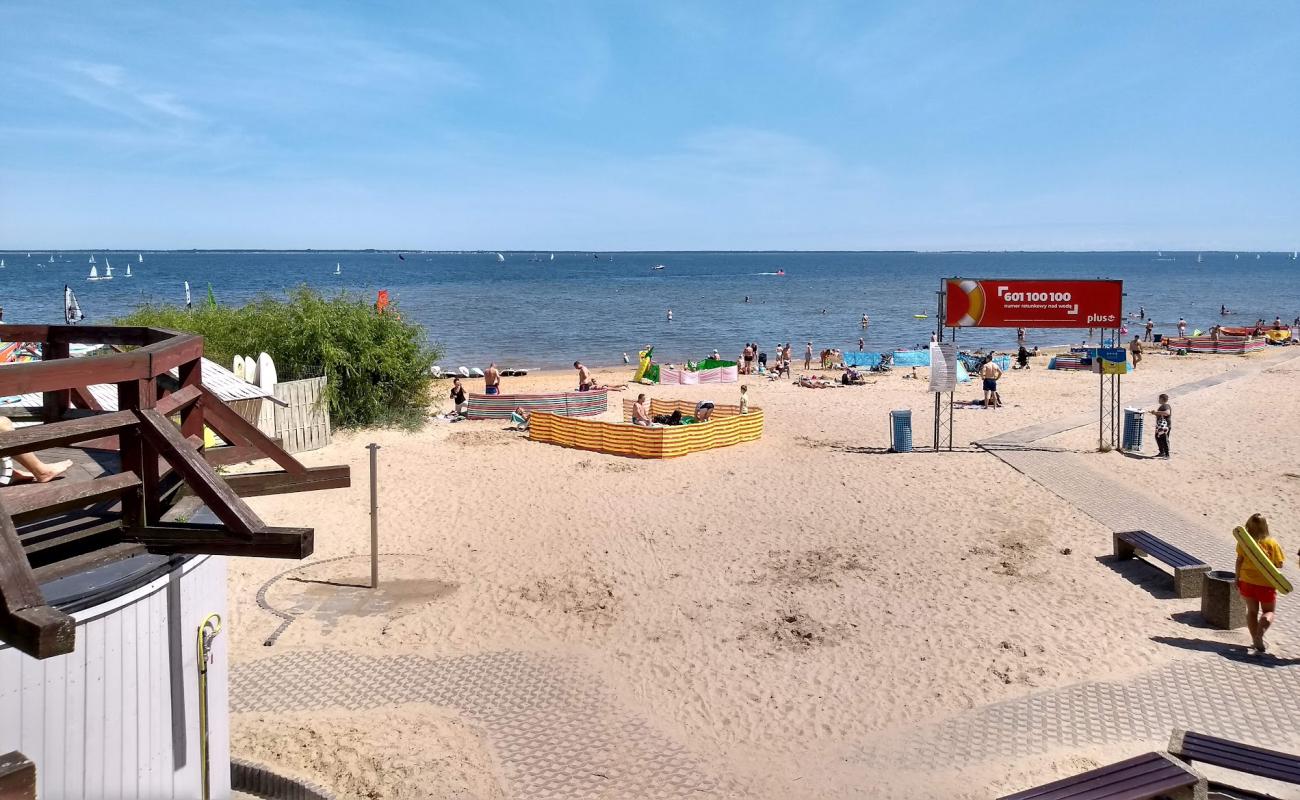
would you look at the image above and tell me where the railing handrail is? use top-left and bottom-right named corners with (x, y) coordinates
top-left (0, 325), bottom-right (204, 397)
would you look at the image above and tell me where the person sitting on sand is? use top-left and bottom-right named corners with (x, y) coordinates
top-left (448, 376), bottom-right (467, 417)
top-left (695, 401), bottom-right (715, 422)
top-left (1016, 345), bottom-right (1030, 370)
top-left (575, 361), bottom-right (594, 391)
top-left (1236, 513), bottom-right (1285, 655)
top-left (0, 417), bottom-right (73, 485)
top-left (980, 358), bottom-right (1003, 408)
top-left (509, 407), bottom-right (532, 430)
top-left (631, 393), bottom-right (652, 426)
top-left (484, 363), bottom-right (501, 395)
top-left (653, 409), bottom-right (683, 425)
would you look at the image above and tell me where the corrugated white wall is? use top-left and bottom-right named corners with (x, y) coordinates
top-left (0, 555), bottom-right (230, 799)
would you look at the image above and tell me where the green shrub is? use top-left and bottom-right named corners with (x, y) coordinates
top-left (117, 286), bottom-right (438, 429)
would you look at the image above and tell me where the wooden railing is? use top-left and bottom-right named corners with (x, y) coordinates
top-left (0, 325), bottom-right (349, 660)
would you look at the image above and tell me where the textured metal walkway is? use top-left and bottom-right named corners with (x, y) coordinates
top-left (231, 650), bottom-right (736, 799)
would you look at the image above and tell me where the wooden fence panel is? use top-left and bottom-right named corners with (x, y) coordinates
top-left (271, 377), bottom-right (330, 454)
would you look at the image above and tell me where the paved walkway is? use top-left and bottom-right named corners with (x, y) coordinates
top-left (229, 347), bottom-right (1300, 796)
top-left (232, 649), bottom-right (737, 799)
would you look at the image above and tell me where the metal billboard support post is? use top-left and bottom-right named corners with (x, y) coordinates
top-left (367, 442), bottom-right (380, 588)
top-left (933, 286), bottom-right (945, 451)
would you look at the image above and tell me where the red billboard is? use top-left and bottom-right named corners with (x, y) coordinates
top-left (944, 279), bottom-right (1123, 329)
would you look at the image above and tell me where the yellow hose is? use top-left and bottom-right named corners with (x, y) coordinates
top-left (197, 613), bottom-right (223, 800)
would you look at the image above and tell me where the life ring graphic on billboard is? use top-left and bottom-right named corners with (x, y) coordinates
top-left (949, 279), bottom-right (987, 326)
top-left (943, 279), bottom-right (1123, 329)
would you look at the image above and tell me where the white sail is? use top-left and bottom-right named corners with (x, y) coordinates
top-left (1, 259), bottom-right (5, 268)
top-left (550, 253), bottom-right (555, 261)
top-left (104, 260), bottom-right (113, 278)
top-left (496, 252), bottom-right (505, 262)
top-left (88, 265), bottom-right (100, 280)
top-left (138, 253), bottom-right (144, 263)
top-left (334, 262), bottom-right (341, 275)
top-left (1196, 254), bottom-right (1203, 263)
top-left (89, 255), bottom-right (95, 264)
top-left (125, 264), bottom-right (133, 277)
top-left (64, 285), bottom-right (84, 324)
top-left (48, 255), bottom-right (54, 263)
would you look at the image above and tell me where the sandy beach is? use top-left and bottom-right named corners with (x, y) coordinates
top-left (223, 347), bottom-right (1298, 798)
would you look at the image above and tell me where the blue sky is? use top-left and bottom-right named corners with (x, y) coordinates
top-left (2, 2), bottom-right (1298, 250)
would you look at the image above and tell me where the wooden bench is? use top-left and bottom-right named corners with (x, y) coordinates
top-left (1113, 530), bottom-right (1210, 598)
top-left (1169, 729), bottom-right (1300, 787)
top-left (999, 751), bottom-right (1206, 799)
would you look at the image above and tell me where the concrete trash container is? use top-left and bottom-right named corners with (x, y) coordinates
top-left (1122, 407), bottom-right (1145, 451)
top-left (889, 409), bottom-right (912, 453)
top-left (1201, 570), bottom-right (1247, 629)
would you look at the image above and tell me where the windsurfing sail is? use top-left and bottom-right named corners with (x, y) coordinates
top-left (184, 280), bottom-right (192, 309)
top-left (64, 285), bottom-right (84, 324)
top-left (496, 252), bottom-right (505, 262)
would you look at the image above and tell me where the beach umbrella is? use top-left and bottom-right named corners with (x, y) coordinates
top-left (64, 285), bottom-right (84, 324)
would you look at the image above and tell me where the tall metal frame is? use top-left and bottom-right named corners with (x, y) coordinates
top-left (1098, 326), bottom-right (1123, 451)
top-left (932, 283), bottom-right (954, 451)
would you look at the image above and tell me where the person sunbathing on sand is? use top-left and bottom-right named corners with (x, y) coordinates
top-left (0, 417), bottom-right (73, 485)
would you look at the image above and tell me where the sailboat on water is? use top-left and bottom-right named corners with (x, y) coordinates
top-left (64, 286), bottom-right (84, 324)
top-left (1, 259), bottom-right (5, 269)
top-left (138, 253), bottom-right (144, 263)
top-left (104, 260), bottom-right (113, 279)
top-left (1196, 253), bottom-right (1203, 263)
top-left (48, 255), bottom-right (54, 263)
top-left (550, 253), bottom-right (555, 261)
top-left (89, 255), bottom-right (96, 264)
top-left (495, 252), bottom-right (506, 262)
top-left (87, 265), bottom-right (104, 281)
top-left (334, 262), bottom-right (342, 275)
top-left (125, 263), bottom-right (133, 278)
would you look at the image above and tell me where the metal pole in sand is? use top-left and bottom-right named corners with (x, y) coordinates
top-left (368, 442), bottom-right (380, 588)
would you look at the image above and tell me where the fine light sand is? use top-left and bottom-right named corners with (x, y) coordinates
top-left (226, 348), bottom-right (1294, 798)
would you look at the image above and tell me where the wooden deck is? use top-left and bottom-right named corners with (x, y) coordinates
top-left (1, 323), bottom-right (351, 661)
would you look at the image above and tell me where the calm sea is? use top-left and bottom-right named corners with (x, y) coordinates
top-left (1, 251), bottom-right (1297, 369)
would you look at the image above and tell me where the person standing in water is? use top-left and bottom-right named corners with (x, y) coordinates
top-left (1144, 319), bottom-right (1154, 342)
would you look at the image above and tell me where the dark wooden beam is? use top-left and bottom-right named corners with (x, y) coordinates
top-left (203, 445), bottom-right (269, 468)
top-left (177, 358), bottom-right (204, 442)
top-left (0, 501), bottom-right (76, 659)
top-left (0, 350), bottom-right (151, 396)
top-left (218, 465), bottom-right (351, 498)
top-left (199, 387), bottom-right (306, 474)
top-left (2, 472), bottom-right (141, 525)
top-left (69, 386), bottom-right (103, 412)
top-left (0, 324), bottom-right (154, 347)
top-left (134, 409), bottom-right (262, 538)
top-left (155, 384), bottom-right (201, 417)
top-left (0, 411), bottom-right (136, 458)
top-left (0, 751), bottom-right (37, 800)
top-left (144, 334), bottom-right (205, 374)
top-left (31, 542), bottom-right (149, 584)
top-left (123, 524), bottom-right (314, 559)
top-left (41, 339), bottom-right (71, 423)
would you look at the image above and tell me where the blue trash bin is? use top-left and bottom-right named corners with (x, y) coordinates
top-left (889, 409), bottom-right (913, 453)
top-left (1122, 407), bottom-right (1144, 451)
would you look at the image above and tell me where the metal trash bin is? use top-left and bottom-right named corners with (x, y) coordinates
top-left (1122, 407), bottom-right (1145, 452)
top-left (889, 409), bottom-right (912, 453)
top-left (1201, 570), bottom-right (1246, 629)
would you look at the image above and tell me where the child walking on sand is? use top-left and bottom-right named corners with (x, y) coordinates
top-left (739, 384), bottom-right (749, 414)
top-left (1236, 513), bottom-right (1285, 655)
